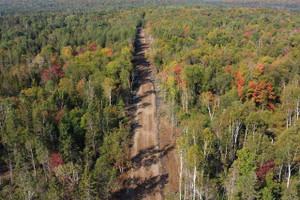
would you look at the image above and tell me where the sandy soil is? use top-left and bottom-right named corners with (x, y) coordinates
top-left (129, 28), bottom-right (164, 200)
top-left (117, 28), bottom-right (178, 200)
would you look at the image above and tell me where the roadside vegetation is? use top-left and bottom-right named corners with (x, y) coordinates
top-left (146, 7), bottom-right (300, 199)
top-left (0, 3), bottom-right (299, 200)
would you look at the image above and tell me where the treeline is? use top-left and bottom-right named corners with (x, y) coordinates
top-left (0, 9), bottom-right (143, 199)
top-left (1, 0), bottom-right (299, 15)
top-left (217, 0), bottom-right (300, 12)
top-left (145, 7), bottom-right (300, 199)
top-left (0, 0), bottom-right (194, 15)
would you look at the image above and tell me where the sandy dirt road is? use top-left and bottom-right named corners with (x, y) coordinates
top-left (128, 28), bottom-right (165, 200)
top-left (117, 27), bottom-right (178, 200)
top-left (120, 27), bottom-right (166, 200)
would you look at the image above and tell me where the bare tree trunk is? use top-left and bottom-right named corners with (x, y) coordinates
top-left (234, 121), bottom-right (241, 145)
top-left (200, 168), bottom-right (204, 200)
top-left (287, 163), bottom-right (291, 188)
top-left (296, 100), bottom-right (299, 121)
top-left (279, 164), bottom-right (283, 182)
top-left (109, 90), bottom-right (112, 106)
top-left (9, 157), bottom-right (13, 183)
top-left (193, 165), bottom-right (197, 200)
top-left (183, 172), bottom-right (187, 200)
top-left (243, 125), bottom-right (248, 147)
top-left (185, 92), bottom-right (188, 113)
top-left (207, 104), bottom-right (213, 121)
top-left (179, 153), bottom-right (183, 200)
top-left (29, 144), bottom-right (36, 177)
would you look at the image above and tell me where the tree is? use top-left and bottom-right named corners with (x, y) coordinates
top-left (50, 153), bottom-right (63, 170)
top-left (225, 148), bottom-right (258, 200)
top-left (79, 165), bottom-right (95, 200)
top-left (177, 136), bottom-right (188, 200)
top-left (186, 145), bottom-right (203, 200)
top-left (102, 77), bottom-right (115, 106)
top-left (275, 126), bottom-right (300, 189)
top-left (61, 46), bottom-right (73, 60)
top-left (281, 77), bottom-right (300, 128)
top-left (200, 91), bottom-right (219, 121)
top-left (260, 172), bottom-right (280, 200)
top-left (182, 64), bottom-right (203, 95)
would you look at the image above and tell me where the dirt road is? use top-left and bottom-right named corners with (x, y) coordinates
top-left (117, 27), bottom-right (178, 200)
top-left (126, 28), bottom-right (166, 200)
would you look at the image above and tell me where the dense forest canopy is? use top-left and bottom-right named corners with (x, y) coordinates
top-left (0, 0), bottom-right (299, 14)
top-left (0, 9), bottom-right (144, 199)
top-left (145, 6), bottom-right (300, 199)
top-left (0, 1), bottom-right (299, 200)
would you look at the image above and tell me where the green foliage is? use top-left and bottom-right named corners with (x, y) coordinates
top-left (0, 4), bottom-right (300, 199)
top-left (260, 172), bottom-right (280, 200)
top-left (0, 9), bottom-right (141, 199)
top-left (237, 148), bottom-right (256, 176)
top-left (145, 6), bottom-right (300, 199)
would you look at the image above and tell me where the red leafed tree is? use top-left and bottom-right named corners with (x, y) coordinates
top-left (244, 32), bottom-right (251, 37)
top-left (42, 70), bottom-right (51, 82)
top-left (55, 109), bottom-right (64, 122)
top-left (173, 62), bottom-right (185, 85)
top-left (50, 153), bottom-right (63, 169)
top-left (77, 48), bottom-right (85, 55)
top-left (282, 46), bottom-right (291, 56)
top-left (252, 81), bottom-right (265, 103)
top-left (265, 82), bottom-right (276, 111)
top-left (257, 161), bottom-right (275, 184)
top-left (174, 65), bottom-right (182, 75)
top-left (225, 66), bottom-right (231, 73)
top-left (234, 71), bottom-right (245, 100)
top-left (90, 43), bottom-right (97, 51)
top-left (62, 62), bottom-right (69, 71)
top-left (42, 65), bottom-right (64, 83)
top-left (293, 28), bottom-right (300, 34)
top-left (107, 48), bottom-right (114, 56)
top-left (173, 62), bottom-right (184, 76)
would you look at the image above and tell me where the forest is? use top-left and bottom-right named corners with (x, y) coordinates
top-left (0, 9), bottom-right (144, 199)
top-left (0, 0), bottom-right (299, 14)
top-left (0, 2), bottom-right (299, 200)
top-left (145, 7), bottom-right (300, 200)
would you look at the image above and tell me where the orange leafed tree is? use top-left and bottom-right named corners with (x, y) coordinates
top-left (247, 81), bottom-right (276, 111)
top-left (234, 71), bottom-right (245, 100)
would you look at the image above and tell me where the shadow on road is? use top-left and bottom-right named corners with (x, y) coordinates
top-left (115, 26), bottom-right (173, 200)
top-left (114, 174), bottom-right (169, 200)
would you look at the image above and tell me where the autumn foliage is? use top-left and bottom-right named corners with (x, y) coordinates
top-left (256, 161), bottom-right (275, 184)
top-left (255, 63), bottom-right (265, 75)
top-left (77, 48), bottom-right (85, 55)
top-left (173, 62), bottom-right (185, 85)
top-left (50, 153), bottom-right (63, 169)
top-left (55, 109), bottom-right (64, 122)
top-left (234, 71), bottom-right (245, 100)
top-left (247, 81), bottom-right (276, 110)
top-left (90, 43), bottom-right (97, 51)
top-left (42, 65), bottom-right (64, 82)
top-left (244, 31), bottom-right (251, 37)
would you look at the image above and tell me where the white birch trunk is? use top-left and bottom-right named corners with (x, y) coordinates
top-left (193, 165), bottom-right (197, 200)
top-left (287, 163), bottom-right (291, 188)
top-left (179, 153), bottom-right (183, 200)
